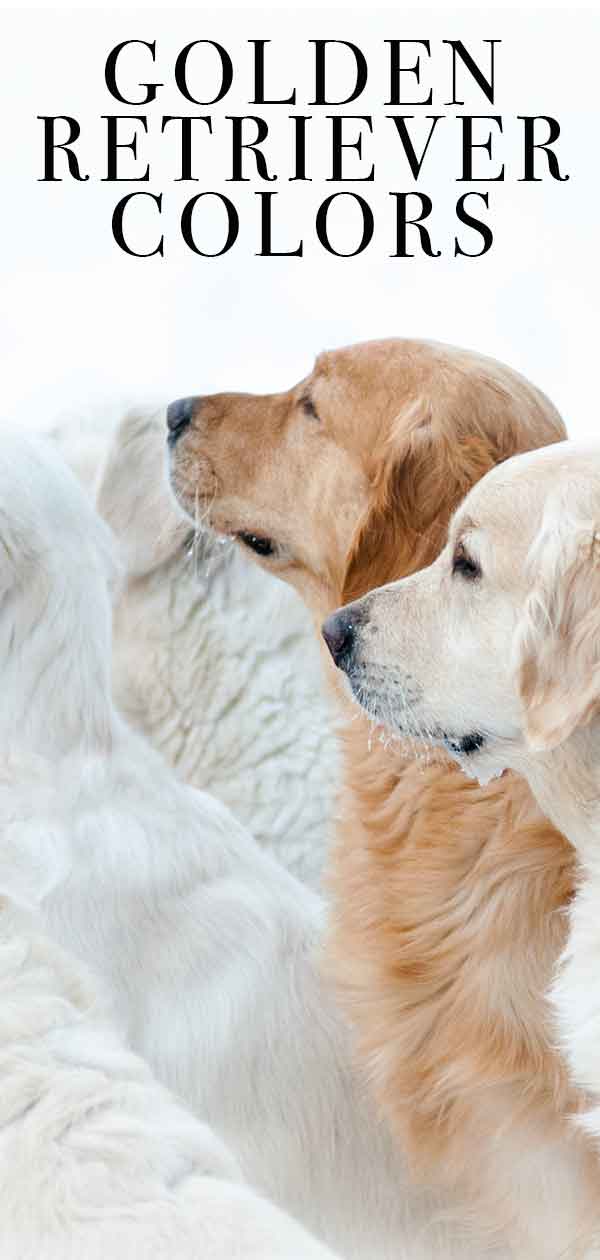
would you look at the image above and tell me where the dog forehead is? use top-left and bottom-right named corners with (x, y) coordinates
top-left (314, 338), bottom-right (414, 392)
top-left (458, 448), bottom-right (562, 528)
top-left (479, 444), bottom-right (600, 520)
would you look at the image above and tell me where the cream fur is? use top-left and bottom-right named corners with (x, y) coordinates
top-left (0, 429), bottom-right (479, 1260)
top-left (0, 897), bottom-right (345, 1258)
top-left (52, 408), bottom-right (338, 889)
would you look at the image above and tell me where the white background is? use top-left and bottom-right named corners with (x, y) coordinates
top-left (0, 6), bottom-right (598, 436)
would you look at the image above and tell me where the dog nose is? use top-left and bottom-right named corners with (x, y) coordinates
top-left (322, 611), bottom-right (356, 668)
top-left (166, 396), bottom-right (198, 444)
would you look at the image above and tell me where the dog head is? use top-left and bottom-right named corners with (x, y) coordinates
top-left (166, 339), bottom-right (565, 619)
top-left (0, 431), bottom-right (119, 754)
top-left (321, 441), bottom-right (600, 783)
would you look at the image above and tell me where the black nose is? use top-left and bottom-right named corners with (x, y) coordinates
top-left (322, 611), bottom-right (356, 669)
top-left (166, 396), bottom-right (197, 444)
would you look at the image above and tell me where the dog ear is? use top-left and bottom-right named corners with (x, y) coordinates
top-left (96, 408), bottom-right (189, 579)
top-left (516, 515), bottom-right (600, 751)
top-left (341, 391), bottom-right (520, 605)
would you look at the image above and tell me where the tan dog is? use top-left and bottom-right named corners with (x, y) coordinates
top-left (166, 340), bottom-right (593, 1254)
top-left (324, 439), bottom-right (600, 1251)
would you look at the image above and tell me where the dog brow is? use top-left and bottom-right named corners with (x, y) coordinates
top-left (452, 514), bottom-right (477, 546)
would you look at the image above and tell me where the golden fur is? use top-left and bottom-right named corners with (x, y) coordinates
top-left (168, 339), bottom-right (599, 1246)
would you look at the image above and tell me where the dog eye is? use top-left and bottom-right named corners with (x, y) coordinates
top-left (452, 543), bottom-right (481, 581)
top-left (300, 395), bottom-right (319, 421)
top-left (237, 531), bottom-right (276, 558)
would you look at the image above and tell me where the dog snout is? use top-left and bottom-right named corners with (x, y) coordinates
top-left (322, 610), bottom-right (360, 670)
top-left (166, 396), bottom-right (200, 445)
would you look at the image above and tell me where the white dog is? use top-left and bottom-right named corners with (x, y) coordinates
top-left (323, 439), bottom-right (600, 1256)
top-left (0, 429), bottom-right (480, 1260)
top-left (0, 903), bottom-right (343, 1260)
top-left (51, 408), bottom-right (338, 889)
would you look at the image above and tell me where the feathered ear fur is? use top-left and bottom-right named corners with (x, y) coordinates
top-left (341, 382), bottom-right (532, 605)
top-left (516, 509), bottom-right (600, 752)
top-left (96, 408), bottom-right (189, 579)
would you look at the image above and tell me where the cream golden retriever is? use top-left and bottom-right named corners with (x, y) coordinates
top-left (0, 913), bottom-right (339, 1260)
top-left (0, 439), bottom-right (343, 1260)
top-left (324, 438), bottom-right (600, 1251)
top-left (4, 428), bottom-right (474, 1260)
top-left (166, 339), bottom-right (599, 1255)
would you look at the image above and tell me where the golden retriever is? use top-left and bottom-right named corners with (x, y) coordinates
top-left (166, 339), bottom-right (598, 1254)
top-left (324, 438), bottom-right (600, 1250)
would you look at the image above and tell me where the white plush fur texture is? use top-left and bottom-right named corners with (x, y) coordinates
top-left (52, 408), bottom-right (339, 889)
top-left (0, 431), bottom-right (481, 1259)
top-left (0, 902), bottom-right (345, 1260)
